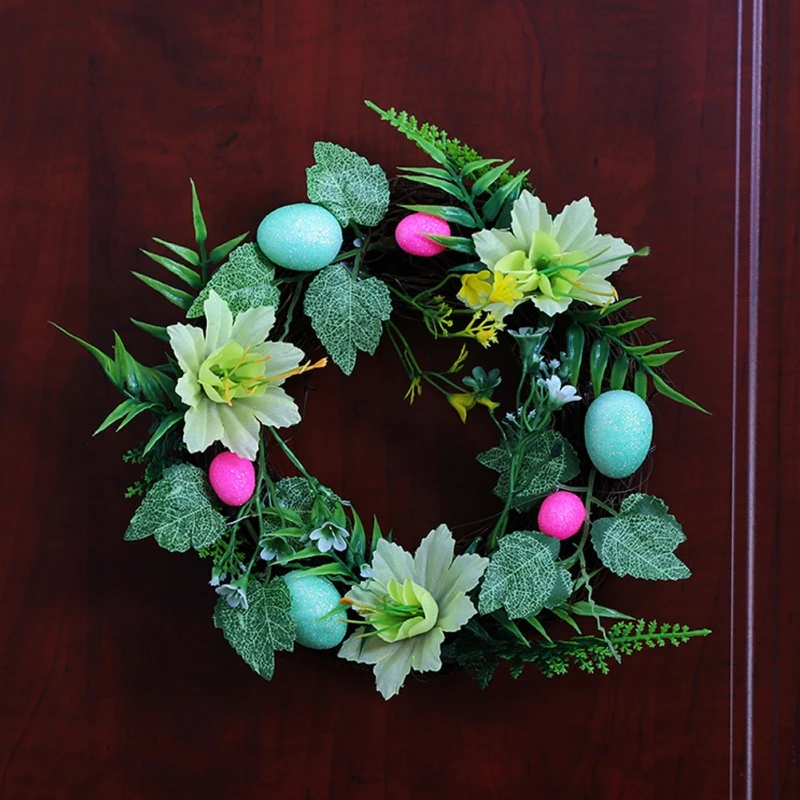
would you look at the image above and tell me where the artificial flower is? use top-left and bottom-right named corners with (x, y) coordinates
top-left (541, 375), bottom-right (581, 408)
top-left (338, 524), bottom-right (489, 699)
top-left (259, 539), bottom-right (294, 562)
top-left (215, 578), bottom-right (249, 610)
top-left (308, 521), bottom-right (350, 553)
top-left (168, 290), bottom-right (325, 460)
top-left (465, 191), bottom-right (634, 318)
top-left (446, 392), bottom-right (500, 423)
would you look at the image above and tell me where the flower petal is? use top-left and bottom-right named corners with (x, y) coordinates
top-left (584, 234), bottom-right (633, 278)
top-left (511, 191), bottom-right (552, 252)
top-left (437, 593), bottom-right (478, 633)
top-left (372, 539), bottom-right (417, 588)
top-left (182, 401), bottom-right (224, 454)
top-left (409, 627), bottom-right (444, 672)
top-left (438, 552), bottom-right (490, 611)
top-left (168, 322), bottom-right (205, 375)
top-left (231, 305), bottom-right (276, 347)
top-left (175, 372), bottom-right (202, 408)
top-left (413, 524), bottom-right (455, 595)
top-left (203, 290), bottom-right (234, 355)
top-left (531, 294), bottom-right (573, 316)
top-left (217, 402), bottom-right (260, 460)
top-left (372, 638), bottom-right (415, 700)
top-left (472, 228), bottom-right (521, 269)
top-left (258, 342), bottom-right (305, 383)
top-left (237, 387), bottom-right (301, 428)
top-left (550, 197), bottom-right (597, 252)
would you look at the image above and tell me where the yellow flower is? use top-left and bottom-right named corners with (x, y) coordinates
top-left (488, 271), bottom-right (524, 306)
top-left (458, 271), bottom-right (493, 308)
top-left (447, 393), bottom-right (476, 423)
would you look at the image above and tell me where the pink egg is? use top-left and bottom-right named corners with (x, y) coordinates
top-left (209, 451), bottom-right (256, 506)
top-left (537, 491), bottom-right (586, 540)
top-left (394, 213), bottom-right (451, 257)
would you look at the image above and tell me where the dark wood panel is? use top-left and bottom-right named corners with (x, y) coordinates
top-left (0, 0), bottom-right (794, 797)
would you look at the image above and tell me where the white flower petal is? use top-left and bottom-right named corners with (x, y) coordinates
top-left (372, 638), bottom-right (415, 700)
top-left (258, 342), bottom-right (305, 383)
top-left (203, 291), bottom-right (234, 355)
top-left (231, 305), bottom-right (276, 347)
top-left (568, 273), bottom-right (616, 304)
top-left (218, 403), bottom-right (260, 460)
top-left (437, 552), bottom-right (489, 611)
top-left (167, 323), bottom-right (205, 374)
top-left (338, 631), bottom-right (369, 663)
top-left (413, 524), bottom-right (455, 594)
top-left (551, 197), bottom-right (597, 252)
top-left (237, 387), bottom-right (301, 428)
top-left (531, 294), bottom-right (573, 316)
top-left (583, 234), bottom-right (633, 278)
top-left (409, 627), bottom-right (444, 672)
top-left (372, 539), bottom-right (417, 588)
top-left (437, 593), bottom-right (478, 633)
top-left (175, 372), bottom-right (202, 408)
top-left (511, 191), bottom-right (552, 251)
top-left (183, 401), bottom-right (223, 454)
top-left (472, 228), bottom-right (521, 269)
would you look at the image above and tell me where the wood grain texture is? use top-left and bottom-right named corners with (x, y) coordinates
top-left (0, 0), bottom-right (794, 797)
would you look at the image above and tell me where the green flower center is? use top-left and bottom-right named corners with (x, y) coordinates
top-left (198, 341), bottom-right (271, 405)
top-left (362, 578), bottom-right (439, 643)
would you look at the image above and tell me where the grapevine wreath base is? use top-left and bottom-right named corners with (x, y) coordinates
top-left (60, 102), bottom-right (710, 699)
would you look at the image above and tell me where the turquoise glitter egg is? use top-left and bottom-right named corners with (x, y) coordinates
top-left (256, 203), bottom-right (342, 271)
top-left (284, 573), bottom-right (348, 650)
top-left (584, 390), bottom-right (653, 479)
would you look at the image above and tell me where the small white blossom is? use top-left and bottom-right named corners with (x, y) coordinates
top-left (543, 375), bottom-right (581, 408)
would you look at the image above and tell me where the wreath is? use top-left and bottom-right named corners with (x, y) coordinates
top-left (59, 102), bottom-right (710, 699)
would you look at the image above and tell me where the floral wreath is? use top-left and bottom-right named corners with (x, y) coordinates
top-left (59, 102), bottom-right (710, 699)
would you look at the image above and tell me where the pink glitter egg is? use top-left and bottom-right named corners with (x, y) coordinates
top-left (537, 491), bottom-right (586, 540)
top-left (209, 451), bottom-right (256, 506)
top-left (394, 213), bottom-right (450, 257)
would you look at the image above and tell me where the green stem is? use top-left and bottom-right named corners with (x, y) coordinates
top-left (267, 427), bottom-right (314, 481)
top-left (561, 468), bottom-right (596, 570)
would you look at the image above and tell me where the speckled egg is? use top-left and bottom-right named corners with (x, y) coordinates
top-left (284, 573), bottom-right (348, 650)
top-left (538, 491), bottom-right (586, 540)
top-left (584, 390), bottom-right (653, 479)
top-left (394, 212), bottom-right (450, 256)
top-left (256, 203), bottom-right (342, 271)
top-left (208, 451), bottom-right (255, 506)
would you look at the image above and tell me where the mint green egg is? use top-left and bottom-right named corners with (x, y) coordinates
top-left (584, 390), bottom-right (653, 479)
top-left (284, 573), bottom-right (347, 650)
top-left (256, 203), bottom-right (342, 271)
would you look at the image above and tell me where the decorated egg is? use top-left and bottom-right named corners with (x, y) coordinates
top-left (584, 390), bottom-right (653, 479)
top-left (256, 203), bottom-right (342, 271)
top-left (538, 491), bottom-right (585, 540)
top-left (394, 212), bottom-right (450, 256)
top-left (284, 573), bottom-right (348, 650)
top-left (208, 451), bottom-right (256, 506)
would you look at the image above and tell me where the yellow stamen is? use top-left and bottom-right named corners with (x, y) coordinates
top-left (268, 357), bottom-right (328, 383)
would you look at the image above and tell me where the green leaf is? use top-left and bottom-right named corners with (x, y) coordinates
top-left (132, 272), bottom-right (194, 311)
top-left (213, 577), bottom-right (295, 681)
top-left (481, 171), bottom-right (530, 226)
top-left (597, 296), bottom-right (641, 318)
top-left (565, 324), bottom-right (585, 386)
top-left (634, 369), bottom-right (648, 401)
top-left (112, 333), bottom-right (176, 404)
top-left (471, 160), bottom-right (514, 197)
top-left (124, 463), bottom-right (226, 552)
top-left (570, 601), bottom-right (634, 620)
top-left (525, 615), bottom-right (553, 642)
top-left (274, 477), bottom-right (316, 513)
top-left (303, 264), bottom-right (392, 375)
top-left (209, 232), bottom-right (250, 264)
top-left (151, 237), bottom-right (200, 267)
top-left (590, 337), bottom-right (610, 397)
top-left (190, 179), bottom-right (208, 245)
top-left (478, 531), bottom-right (559, 619)
top-left (600, 317), bottom-right (655, 337)
top-left (460, 158), bottom-right (502, 177)
top-left (94, 399), bottom-right (138, 436)
top-left (478, 430), bottom-right (579, 506)
top-left (142, 411), bottom-right (183, 455)
top-left (609, 354), bottom-right (629, 390)
top-left (623, 339), bottom-right (674, 356)
top-left (651, 373), bottom-right (709, 413)
top-left (544, 568), bottom-right (573, 609)
top-left (399, 174), bottom-right (466, 202)
top-left (140, 249), bottom-right (201, 288)
top-left (426, 234), bottom-right (477, 255)
top-left (306, 142), bottom-right (390, 227)
top-left (398, 166), bottom-right (454, 180)
top-left (51, 323), bottom-right (121, 388)
top-left (641, 350), bottom-right (684, 367)
top-left (295, 563), bottom-right (352, 578)
top-left (115, 401), bottom-right (158, 431)
top-left (130, 318), bottom-right (170, 342)
top-left (550, 607), bottom-right (583, 634)
top-left (187, 243), bottom-right (280, 319)
top-left (591, 493), bottom-right (691, 580)
top-left (399, 204), bottom-right (478, 228)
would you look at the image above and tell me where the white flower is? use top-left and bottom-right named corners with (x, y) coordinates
top-left (543, 375), bottom-right (581, 408)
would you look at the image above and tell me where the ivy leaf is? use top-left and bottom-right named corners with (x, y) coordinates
top-left (477, 431), bottom-right (579, 506)
top-left (306, 142), bottom-right (390, 227)
top-left (187, 243), bottom-right (280, 319)
top-left (304, 264), bottom-right (392, 375)
top-left (591, 494), bottom-right (691, 580)
top-left (274, 477), bottom-right (316, 512)
top-left (478, 531), bottom-right (559, 619)
top-left (214, 577), bottom-right (295, 680)
top-left (544, 568), bottom-right (574, 609)
top-left (124, 464), bottom-right (226, 552)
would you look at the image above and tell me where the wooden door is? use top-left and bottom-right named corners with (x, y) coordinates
top-left (1, 1), bottom-right (797, 797)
